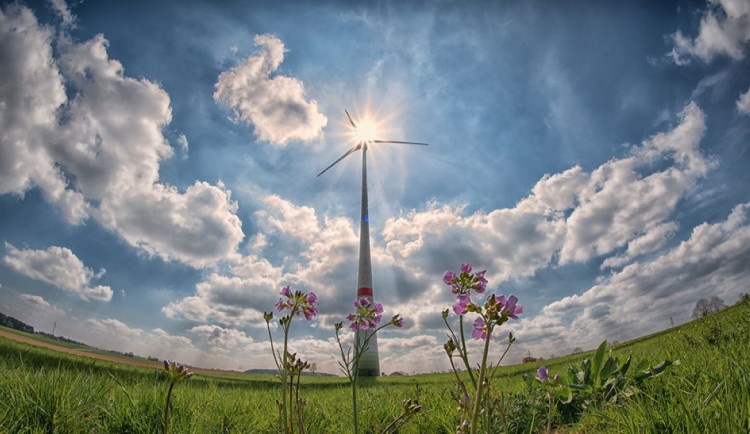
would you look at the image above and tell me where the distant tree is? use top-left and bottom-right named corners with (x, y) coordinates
top-left (693, 296), bottom-right (725, 319)
top-left (708, 296), bottom-right (726, 313)
top-left (740, 293), bottom-right (750, 304)
top-left (572, 347), bottom-right (583, 354)
top-left (692, 298), bottom-right (711, 318)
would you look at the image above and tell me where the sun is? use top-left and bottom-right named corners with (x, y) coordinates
top-left (352, 117), bottom-right (381, 143)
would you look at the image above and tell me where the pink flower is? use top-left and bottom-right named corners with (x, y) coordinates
top-left (472, 317), bottom-right (487, 340)
top-left (374, 302), bottom-right (384, 314)
top-left (503, 295), bottom-right (523, 319)
top-left (537, 365), bottom-right (548, 381)
top-left (443, 270), bottom-right (456, 285)
top-left (461, 263), bottom-right (472, 273)
top-left (475, 270), bottom-right (487, 293)
top-left (452, 293), bottom-right (471, 315)
top-left (273, 286), bottom-right (318, 321)
top-left (391, 315), bottom-right (404, 328)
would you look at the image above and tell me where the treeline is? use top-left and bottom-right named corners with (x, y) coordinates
top-left (0, 311), bottom-right (33, 334)
top-left (0, 312), bottom-right (87, 347)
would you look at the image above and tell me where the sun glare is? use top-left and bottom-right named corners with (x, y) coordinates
top-left (352, 118), bottom-right (380, 143)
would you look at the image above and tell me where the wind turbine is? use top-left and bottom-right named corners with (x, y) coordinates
top-left (318, 109), bottom-right (428, 377)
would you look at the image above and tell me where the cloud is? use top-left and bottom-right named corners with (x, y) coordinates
top-left (96, 181), bottom-right (243, 268)
top-left (176, 134), bottom-right (189, 157)
top-left (20, 293), bottom-right (51, 308)
top-left (0, 4), bottom-right (88, 224)
top-left (49, 0), bottom-right (74, 27)
top-left (516, 201), bottom-right (750, 354)
top-left (670, 0), bottom-right (750, 63)
top-left (379, 103), bottom-right (710, 283)
top-left (86, 318), bottom-right (143, 338)
top-left (560, 102), bottom-right (709, 263)
top-left (601, 221), bottom-right (679, 269)
top-left (0, 5), bottom-right (244, 268)
top-left (164, 103), bottom-right (711, 333)
top-left (190, 324), bottom-right (254, 351)
top-left (737, 85), bottom-right (750, 114)
top-left (18, 292), bottom-right (68, 317)
top-left (162, 255), bottom-right (283, 326)
top-left (214, 34), bottom-right (327, 146)
top-left (3, 243), bottom-right (113, 301)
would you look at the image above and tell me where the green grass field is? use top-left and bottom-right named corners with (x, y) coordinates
top-left (1, 302), bottom-right (748, 433)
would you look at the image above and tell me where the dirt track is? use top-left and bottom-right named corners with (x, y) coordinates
top-left (0, 329), bottom-right (243, 376)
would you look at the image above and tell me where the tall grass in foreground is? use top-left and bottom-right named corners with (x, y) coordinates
top-left (0, 302), bottom-right (748, 432)
top-left (576, 302), bottom-right (750, 433)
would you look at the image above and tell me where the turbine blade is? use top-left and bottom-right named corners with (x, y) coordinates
top-left (344, 109), bottom-right (357, 128)
top-left (317, 144), bottom-right (360, 177)
top-left (372, 140), bottom-right (429, 146)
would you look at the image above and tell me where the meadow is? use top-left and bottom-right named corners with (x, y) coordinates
top-left (0, 301), bottom-right (748, 433)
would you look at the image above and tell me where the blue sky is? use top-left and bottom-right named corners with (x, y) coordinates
top-left (1, 0), bottom-right (750, 374)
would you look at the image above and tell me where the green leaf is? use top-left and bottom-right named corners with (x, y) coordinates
top-left (581, 359), bottom-right (591, 385)
top-left (600, 357), bottom-right (618, 385)
top-left (632, 359), bottom-right (679, 382)
top-left (618, 354), bottom-right (632, 375)
top-left (591, 340), bottom-right (607, 386)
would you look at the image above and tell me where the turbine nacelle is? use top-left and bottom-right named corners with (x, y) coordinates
top-left (316, 109), bottom-right (429, 177)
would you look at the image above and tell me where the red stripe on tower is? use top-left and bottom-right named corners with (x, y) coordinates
top-left (357, 287), bottom-right (373, 297)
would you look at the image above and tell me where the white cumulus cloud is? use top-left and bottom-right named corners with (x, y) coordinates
top-left (515, 201), bottom-right (750, 355)
top-left (214, 34), bottom-right (327, 146)
top-left (3, 243), bottom-right (113, 302)
top-left (601, 221), bottom-right (679, 269)
top-left (190, 324), bottom-right (254, 351)
top-left (86, 318), bottom-right (143, 338)
top-left (162, 256), bottom-right (283, 327)
top-left (0, 5), bottom-right (244, 268)
top-left (670, 0), bottom-right (750, 63)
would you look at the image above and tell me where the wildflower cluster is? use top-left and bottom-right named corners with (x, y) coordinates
top-left (265, 285), bottom-right (319, 433)
top-left (380, 399), bottom-right (423, 433)
top-left (535, 365), bottom-right (559, 434)
top-left (471, 294), bottom-right (523, 340)
top-left (346, 297), bottom-right (384, 330)
top-left (334, 297), bottom-right (405, 434)
top-left (162, 360), bottom-right (193, 434)
top-left (536, 365), bottom-right (559, 386)
top-left (275, 285), bottom-right (318, 320)
top-left (444, 263), bottom-right (487, 315)
top-left (441, 262), bottom-right (523, 434)
top-left (163, 360), bottom-right (194, 382)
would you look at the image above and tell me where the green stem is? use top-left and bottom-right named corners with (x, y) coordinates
top-left (469, 324), bottom-right (492, 434)
top-left (281, 321), bottom-right (290, 433)
top-left (545, 391), bottom-right (553, 434)
top-left (296, 371), bottom-right (304, 434)
top-left (163, 380), bottom-right (175, 434)
top-left (459, 316), bottom-right (477, 389)
top-left (288, 367), bottom-right (295, 434)
top-left (488, 339), bottom-right (514, 383)
top-left (267, 322), bottom-right (280, 371)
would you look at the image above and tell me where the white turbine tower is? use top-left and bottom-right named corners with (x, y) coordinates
top-left (318, 109), bottom-right (428, 377)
